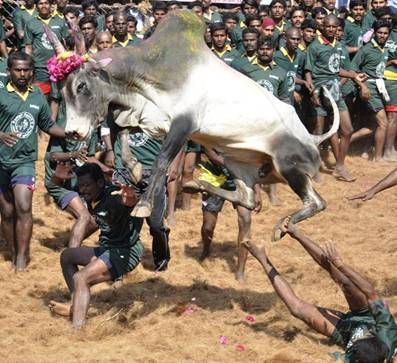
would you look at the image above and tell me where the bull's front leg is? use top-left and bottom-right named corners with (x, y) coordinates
top-left (131, 115), bottom-right (194, 218)
top-left (120, 129), bottom-right (143, 184)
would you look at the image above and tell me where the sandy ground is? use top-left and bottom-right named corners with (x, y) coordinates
top-left (0, 142), bottom-right (396, 363)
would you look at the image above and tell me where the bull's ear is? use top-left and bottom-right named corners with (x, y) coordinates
top-left (99, 69), bottom-right (111, 84)
top-left (98, 58), bottom-right (113, 67)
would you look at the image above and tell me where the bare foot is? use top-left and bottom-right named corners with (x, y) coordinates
top-left (166, 215), bottom-right (177, 227)
top-left (332, 167), bottom-right (356, 182)
top-left (199, 244), bottom-right (211, 261)
top-left (383, 154), bottom-right (397, 162)
top-left (236, 271), bottom-right (245, 284)
top-left (14, 255), bottom-right (28, 272)
top-left (49, 300), bottom-right (72, 317)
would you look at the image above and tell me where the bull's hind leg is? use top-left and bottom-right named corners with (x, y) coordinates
top-left (120, 129), bottom-right (143, 184)
top-left (132, 115), bottom-right (194, 218)
top-left (272, 168), bottom-right (325, 241)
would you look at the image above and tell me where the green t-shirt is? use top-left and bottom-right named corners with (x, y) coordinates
top-left (274, 47), bottom-right (304, 97)
top-left (230, 52), bottom-right (257, 72)
top-left (12, 6), bottom-right (37, 48)
top-left (340, 44), bottom-right (355, 96)
top-left (113, 34), bottom-right (141, 48)
top-left (88, 185), bottom-right (141, 249)
top-left (351, 39), bottom-right (389, 79)
top-left (343, 301), bottom-right (397, 363)
top-left (385, 28), bottom-right (397, 77)
top-left (0, 57), bottom-right (7, 89)
top-left (96, 15), bottom-right (106, 32)
top-left (106, 116), bottom-right (162, 171)
top-left (203, 10), bottom-right (222, 24)
top-left (273, 19), bottom-right (291, 41)
top-left (0, 20), bottom-right (5, 42)
top-left (212, 46), bottom-right (241, 66)
top-left (362, 10), bottom-right (376, 33)
top-left (24, 15), bottom-right (69, 82)
top-left (305, 36), bottom-right (345, 86)
top-left (45, 83), bottom-right (97, 182)
top-left (341, 17), bottom-right (364, 49)
top-left (239, 61), bottom-right (290, 103)
top-left (0, 84), bottom-right (54, 166)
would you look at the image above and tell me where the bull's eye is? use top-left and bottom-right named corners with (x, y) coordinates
top-left (76, 82), bottom-right (87, 94)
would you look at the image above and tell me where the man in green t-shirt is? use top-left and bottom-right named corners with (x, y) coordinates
top-left (210, 22), bottom-right (240, 66)
top-left (305, 14), bottom-right (368, 182)
top-left (49, 163), bottom-right (144, 329)
top-left (112, 11), bottom-right (141, 48)
top-left (24, 0), bottom-right (69, 94)
top-left (341, 0), bottom-right (366, 56)
top-left (362, 0), bottom-right (387, 33)
top-left (0, 52), bottom-right (66, 271)
top-left (12, 0), bottom-right (37, 49)
top-left (269, 0), bottom-right (291, 41)
top-left (244, 218), bottom-right (397, 363)
top-left (81, 0), bottom-right (105, 31)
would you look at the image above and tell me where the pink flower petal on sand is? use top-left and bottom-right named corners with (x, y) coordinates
top-left (244, 315), bottom-right (255, 322)
top-left (219, 335), bottom-right (228, 345)
top-left (184, 306), bottom-right (194, 315)
top-left (236, 343), bottom-right (246, 351)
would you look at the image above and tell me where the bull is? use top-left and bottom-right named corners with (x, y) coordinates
top-left (63, 10), bottom-right (339, 241)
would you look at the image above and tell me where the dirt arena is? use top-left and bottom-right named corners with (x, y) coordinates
top-left (0, 142), bottom-right (396, 363)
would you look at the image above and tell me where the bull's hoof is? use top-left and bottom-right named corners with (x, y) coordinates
top-left (271, 218), bottom-right (287, 242)
top-left (131, 201), bottom-right (152, 218)
top-left (128, 162), bottom-right (143, 184)
top-left (182, 180), bottom-right (203, 194)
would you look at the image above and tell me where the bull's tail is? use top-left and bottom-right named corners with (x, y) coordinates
top-left (310, 86), bottom-right (340, 146)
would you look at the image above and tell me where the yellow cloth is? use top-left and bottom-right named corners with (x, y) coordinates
top-left (6, 82), bottom-right (33, 101)
top-left (198, 164), bottom-right (227, 187)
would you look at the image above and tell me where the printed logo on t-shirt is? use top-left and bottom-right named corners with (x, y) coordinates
top-left (10, 112), bottom-right (35, 139)
top-left (128, 132), bottom-right (149, 147)
top-left (0, 81), bottom-right (4, 89)
top-left (41, 33), bottom-right (53, 50)
top-left (376, 61), bottom-right (386, 78)
top-left (386, 39), bottom-right (397, 53)
top-left (286, 71), bottom-right (296, 92)
top-left (328, 53), bottom-right (341, 73)
top-left (256, 79), bottom-right (274, 93)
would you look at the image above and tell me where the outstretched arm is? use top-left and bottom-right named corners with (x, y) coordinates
top-left (324, 242), bottom-right (379, 304)
top-left (349, 168), bottom-right (397, 201)
top-left (243, 241), bottom-right (338, 337)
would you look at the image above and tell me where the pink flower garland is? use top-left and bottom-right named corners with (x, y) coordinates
top-left (47, 52), bottom-right (89, 82)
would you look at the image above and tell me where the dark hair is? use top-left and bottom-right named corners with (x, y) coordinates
top-left (258, 36), bottom-right (276, 48)
top-left (79, 15), bottom-right (98, 29)
top-left (105, 11), bottom-right (115, 20)
top-left (81, 0), bottom-right (98, 11)
top-left (291, 7), bottom-right (305, 16)
top-left (246, 14), bottom-right (261, 26)
top-left (311, 6), bottom-right (327, 17)
top-left (153, 1), bottom-right (168, 12)
top-left (350, 336), bottom-right (388, 363)
top-left (373, 18), bottom-right (392, 31)
top-left (8, 51), bottom-right (34, 68)
top-left (241, 0), bottom-right (259, 10)
top-left (349, 0), bottom-right (366, 10)
top-left (167, 1), bottom-right (181, 9)
top-left (188, 1), bottom-right (203, 10)
top-left (222, 12), bottom-right (239, 23)
top-left (258, 4), bottom-right (270, 14)
top-left (242, 27), bottom-right (260, 37)
top-left (210, 22), bottom-right (226, 34)
top-left (75, 163), bottom-right (105, 182)
top-left (34, 0), bottom-right (54, 5)
top-left (63, 5), bottom-right (80, 17)
top-left (126, 15), bottom-right (137, 26)
top-left (270, 0), bottom-right (287, 9)
top-left (338, 17), bottom-right (345, 29)
top-left (374, 6), bottom-right (393, 19)
top-left (64, 35), bottom-right (76, 51)
top-left (338, 6), bottom-right (349, 15)
top-left (301, 18), bottom-right (317, 29)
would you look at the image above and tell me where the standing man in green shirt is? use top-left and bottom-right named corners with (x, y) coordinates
top-left (210, 22), bottom-right (240, 66)
top-left (81, 0), bottom-right (105, 31)
top-left (341, 0), bottom-right (366, 56)
top-left (269, 0), bottom-right (291, 41)
top-left (0, 52), bottom-right (66, 271)
top-left (24, 0), bottom-right (69, 95)
top-left (351, 20), bottom-right (391, 162)
top-left (12, 0), bottom-right (37, 49)
top-left (305, 14), bottom-right (368, 182)
top-left (230, 27), bottom-right (260, 70)
top-left (112, 11), bottom-right (141, 48)
top-left (244, 218), bottom-right (397, 362)
top-left (79, 16), bottom-right (98, 54)
top-left (362, 0), bottom-right (387, 33)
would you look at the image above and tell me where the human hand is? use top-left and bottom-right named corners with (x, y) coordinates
top-left (359, 85), bottom-right (371, 102)
top-left (73, 147), bottom-right (88, 163)
top-left (279, 216), bottom-right (298, 236)
top-left (355, 73), bottom-right (368, 83)
top-left (324, 241), bottom-right (343, 268)
top-left (0, 131), bottom-right (18, 147)
top-left (347, 190), bottom-right (375, 201)
top-left (304, 81), bottom-right (315, 94)
top-left (311, 92), bottom-right (321, 107)
top-left (104, 150), bottom-right (115, 168)
top-left (111, 183), bottom-right (137, 207)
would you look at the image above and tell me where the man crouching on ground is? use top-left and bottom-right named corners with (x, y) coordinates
top-left (49, 163), bottom-right (144, 329)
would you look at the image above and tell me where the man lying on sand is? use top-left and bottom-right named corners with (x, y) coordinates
top-left (244, 218), bottom-right (397, 362)
top-left (49, 163), bottom-right (144, 329)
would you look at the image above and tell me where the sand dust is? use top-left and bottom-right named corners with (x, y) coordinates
top-left (0, 142), bottom-right (396, 363)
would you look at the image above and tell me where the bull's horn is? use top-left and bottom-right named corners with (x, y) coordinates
top-left (310, 86), bottom-right (340, 146)
top-left (43, 24), bottom-right (65, 55)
